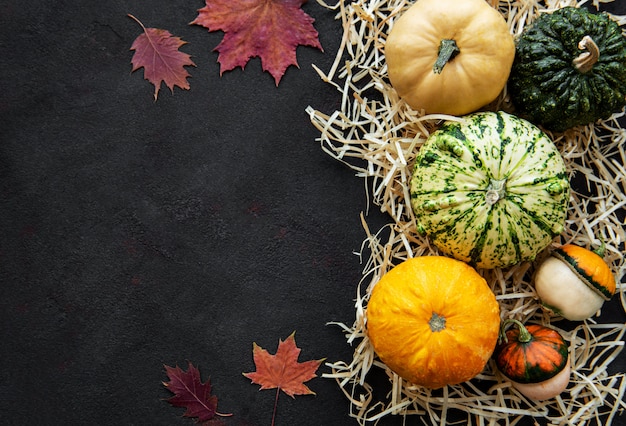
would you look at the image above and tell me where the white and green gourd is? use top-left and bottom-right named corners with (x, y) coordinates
top-left (410, 111), bottom-right (570, 269)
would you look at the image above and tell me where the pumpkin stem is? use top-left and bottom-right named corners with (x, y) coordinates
top-left (485, 178), bottom-right (507, 206)
top-left (572, 35), bottom-right (599, 74)
top-left (428, 312), bottom-right (446, 332)
top-left (593, 238), bottom-right (606, 258)
top-left (500, 318), bottom-right (533, 344)
top-left (433, 39), bottom-right (460, 74)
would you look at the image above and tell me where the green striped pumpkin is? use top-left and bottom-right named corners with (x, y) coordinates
top-left (410, 111), bottom-right (570, 269)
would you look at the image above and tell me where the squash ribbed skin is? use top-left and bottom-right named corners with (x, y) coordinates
top-left (410, 112), bottom-right (569, 269)
top-left (509, 7), bottom-right (626, 132)
top-left (494, 324), bottom-right (569, 384)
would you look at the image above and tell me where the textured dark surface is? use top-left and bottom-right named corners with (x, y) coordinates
top-left (1, 1), bottom-right (624, 426)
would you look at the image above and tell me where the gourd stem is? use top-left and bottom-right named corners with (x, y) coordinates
top-left (485, 178), bottom-right (507, 206)
top-left (500, 318), bottom-right (533, 344)
top-left (433, 39), bottom-right (460, 74)
top-left (429, 312), bottom-right (446, 332)
top-left (593, 238), bottom-right (606, 258)
top-left (572, 35), bottom-right (599, 74)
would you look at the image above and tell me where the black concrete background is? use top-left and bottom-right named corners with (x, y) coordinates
top-left (1, 1), bottom-right (624, 425)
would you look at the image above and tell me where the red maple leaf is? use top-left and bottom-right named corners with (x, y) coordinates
top-left (128, 14), bottom-right (195, 100)
top-left (244, 332), bottom-right (324, 424)
top-left (244, 332), bottom-right (324, 396)
top-left (163, 362), bottom-right (231, 423)
top-left (191, 0), bottom-right (323, 85)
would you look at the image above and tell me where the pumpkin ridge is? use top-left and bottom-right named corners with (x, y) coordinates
top-left (504, 197), bottom-right (559, 237)
top-left (503, 210), bottom-right (523, 263)
top-left (552, 248), bottom-right (613, 300)
top-left (520, 360), bottom-right (563, 384)
top-left (494, 111), bottom-right (522, 180)
top-left (425, 197), bottom-right (481, 236)
top-left (467, 208), bottom-right (492, 267)
top-left (494, 112), bottom-right (507, 174)
top-left (518, 336), bottom-right (569, 384)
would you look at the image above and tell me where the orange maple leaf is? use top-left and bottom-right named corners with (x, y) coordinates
top-left (243, 332), bottom-right (324, 397)
top-left (128, 14), bottom-right (195, 100)
top-left (191, 0), bottom-right (323, 85)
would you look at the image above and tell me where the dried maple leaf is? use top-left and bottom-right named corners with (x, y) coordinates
top-left (191, 0), bottom-right (323, 85)
top-left (163, 362), bottom-right (231, 423)
top-left (128, 14), bottom-right (195, 100)
top-left (243, 332), bottom-right (324, 397)
top-left (244, 333), bottom-right (324, 425)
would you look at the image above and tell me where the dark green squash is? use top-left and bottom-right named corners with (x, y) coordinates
top-left (508, 7), bottom-right (626, 132)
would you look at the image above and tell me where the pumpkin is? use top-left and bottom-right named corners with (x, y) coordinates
top-left (366, 256), bottom-right (500, 389)
top-left (534, 244), bottom-right (616, 321)
top-left (494, 319), bottom-right (570, 400)
top-left (384, 0), bottom-right (514, 116)
top-left (508, 7), bottom-right (626, 132)
top-left (410, 111), bottom-right (570, 269)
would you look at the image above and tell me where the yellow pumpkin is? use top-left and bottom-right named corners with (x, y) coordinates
top-left (384, 0), bottom-right (515, 115)
top-left (366, 256), bottom-right (500, 389)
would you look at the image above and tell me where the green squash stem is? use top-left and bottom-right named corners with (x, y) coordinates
top-left (500, 318), bottom-right (533, 344)
top-left (572, 35), bottom-right (600, 74)
top-left (433, 39), bottom-right (460, 74)
top-left (593, 238), bottom-right (606, 257)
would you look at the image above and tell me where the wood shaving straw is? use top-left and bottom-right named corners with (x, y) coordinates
top-left (307, 0), bottom-right (626, 424)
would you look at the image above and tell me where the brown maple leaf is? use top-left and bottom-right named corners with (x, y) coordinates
top-left (191, 0), bottom-right (323, 85)
top-left (128, 14), bottom-right (195, 100)
top-left (163, 362), bottom-right (231, 423)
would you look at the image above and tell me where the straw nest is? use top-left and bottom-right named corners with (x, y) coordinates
top-left (306, 0), bottom-right (626, 424)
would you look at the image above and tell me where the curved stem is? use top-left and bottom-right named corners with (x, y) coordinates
top-left (500, 318), bottom-right (533, 344)
top-left (127, 14), bottom-right (147, 32)
top-left (433, 39), bottom-right (460, 74)
top-left (572, 35), bottom-right (599, 74)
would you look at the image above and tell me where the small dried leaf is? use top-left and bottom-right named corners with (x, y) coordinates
top-left (163, 362), bottom-right (229, 423)
top-left (129, 14), bottom-right (195, 100)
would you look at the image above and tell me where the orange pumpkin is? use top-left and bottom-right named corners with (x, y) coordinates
top-left (494, 319), bottom-right (570, 400)
top-left (366, 256), bottom-right (500, 388)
